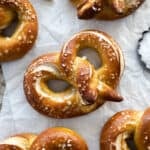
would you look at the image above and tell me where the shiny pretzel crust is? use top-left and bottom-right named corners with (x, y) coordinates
top-left (71, 0), bottom-right (145, 20)
top-left (0, 127), bottom-right (88, 150)
top-left (100, 108), bottom-right (150, 150)
top-left (0, 0), bottom-right (38, 61)
top-left (24, 53), bottom-right (99, 118)
top-left (60, 30), bottom-right (124, 102)
top-left (24, 30), bottom-right (124, 118)
top-left (31, 127), bottom-right (88, 150)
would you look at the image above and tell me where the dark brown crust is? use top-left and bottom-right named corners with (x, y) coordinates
top-left (24, 30), bottom-right (124, 118)
top-left (100, 110), bottom-right (140, 150)
top-left (71, 0), bottom-right (145, 20)
top-left (0, 0), bottom-right (38, 62)
top-left (30, 127), bottom-right (88, 150)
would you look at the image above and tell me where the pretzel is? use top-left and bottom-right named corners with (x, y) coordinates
top-left (24, 30), bottom-right (124, 118)
top-left (71, 0), bottom-right (145, 20)
top-left (0, 133), bottom-right (37, 150)
top-left (0, 127), bottom-right (88, 150)
top-left (0, 0), bottom-right (38, 62)
top-left (100, 108), bottom-right (150, 150)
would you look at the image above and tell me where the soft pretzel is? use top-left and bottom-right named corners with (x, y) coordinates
top-left (0, 0), bottom-right (38, 62)
top-left (0, 127), bottom-right (88, 150)
top-left (100, 108), bottom-right (150, 150)
top-left (24, 30), bottom-right (124, 118)
top-left (71, 0), bottom-right (145, 20)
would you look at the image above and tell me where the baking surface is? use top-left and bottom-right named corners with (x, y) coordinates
top-left (0, 0), bottom-right (150, 149)
top-left (0, 67), bottom-right (5, 109)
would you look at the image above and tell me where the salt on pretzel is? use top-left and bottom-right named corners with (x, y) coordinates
top-left (71, 0), bottom-right (145, 20)
top-left (60, 30), bottom-right (124, 103)
top-left (0, 0), bottom-right (38, 61)
top-left (24, 30), bottom-right (124, 118)
top-left (0, 127), bottom-right (88, 150)
top-left (100, 108), bottom-right (150, 150)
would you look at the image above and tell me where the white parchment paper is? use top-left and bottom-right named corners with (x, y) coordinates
top-left (1, 0), bottom-right (150, 149)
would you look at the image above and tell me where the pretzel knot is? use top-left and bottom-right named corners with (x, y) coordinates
top-left (0, 127), bottom-right (88, 150)
top-left (100, 108), bottom-right (150, 150)
top-left (0, 0), bottom-right (38, 62)
top-left (24, 30), bottom-right (124, 118)
top-left (72, 0), bottom-right (144, 19)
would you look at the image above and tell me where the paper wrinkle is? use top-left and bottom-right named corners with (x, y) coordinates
top-left (0, 0), bottom-right (150, 149)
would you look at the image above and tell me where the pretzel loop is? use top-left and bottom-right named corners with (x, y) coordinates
top-left (100, 108), bottom-right (150, 150)
top-left (0, 0), bottom-right (38, 61)
top-left (0, 127), bottom-right (88, 150)
top-left (60, 30), bottom-right (124, 103)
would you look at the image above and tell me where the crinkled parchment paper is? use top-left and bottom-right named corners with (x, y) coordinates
top-left (1, 0), bottom-right (150, 149)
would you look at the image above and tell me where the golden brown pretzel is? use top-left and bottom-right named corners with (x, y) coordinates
top-left (100, 108), bottom-right (150, 150)
top-left (0, 7), bottom-right (15, 30)
top-left (71, 0), bottom-right (145, 20)
top-left (60, 30), bottom-right (124, 103)
top-left (24, 30), bottom-right (124, 118)
top-left (0, 0), bottom-right (38, 62)
top-left (0, 127), bottom-right (88, 150)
